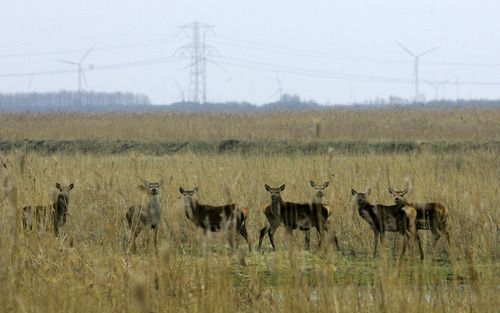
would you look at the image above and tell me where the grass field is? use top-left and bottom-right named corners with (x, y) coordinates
top-left (0, 108), bottom-right (499, 313)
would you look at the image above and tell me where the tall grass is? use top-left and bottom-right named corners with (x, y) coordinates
top-left (1, 108), bottom-right (499, 142)
top-left (0, 149), bottom-right (498, 313)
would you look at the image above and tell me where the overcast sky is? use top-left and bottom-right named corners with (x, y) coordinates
top-left (1, 0), bottom-right (499, 104)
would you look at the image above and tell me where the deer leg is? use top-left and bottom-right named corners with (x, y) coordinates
top-left (443, 228), bottom-right (451, 245)
top-left (416, 232), bottom-right (424, 260)
top-left (373, 230), bottom-right (380, 258)
top-left (431, 221), bottom-right (441, 241)
top-left (130, 228), bottom-right (141, 253)
top-left (439, 220), bottom-right (451, 245)
top-left (330, 228), bottom-right (340, 251)
top-left (258, 224), bottom-right (270, 251)
top-left (315, 227), bottom-right (323, 248)
top-left (226, 229), bottom-right (235, 251)
top-left (269, 226), bottom-right (278, 251)
top-left (304, 230), bottom-right (311, 250)
top-left (131, 232), bottom-right (138, 252)
top-left (153, 228), bottom-right (159, 255)
top-left (240, 224), bottom-right (251, 252)
top-left (400, 233), bottom-right (408, 259)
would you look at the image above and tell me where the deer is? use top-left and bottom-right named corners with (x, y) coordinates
top-left (126, 180), bottom-right (162, 254)
top-left (351, 188), bottom-right (424, 260)
top-left (309, 180), bottom-right (339, 249)
top-left (388, 184), bottom-right (450, 244)
top-left (22, 183), bottom-right (74, 236)
top-left (258, 184), bottom-right (331, 251)
top-left (179, 186), bottom-right (251, 251)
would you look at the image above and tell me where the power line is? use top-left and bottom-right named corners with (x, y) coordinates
top-left (0, 36), bottom-right (182, 59)
top-left (211, 36), bottom-right (500, 68)
top-left (213, 56), bottom-right (411, 83)
top-left (0, 56), bottom-right (181, 78)
top-left (212, 55), bottom-right (500, 86)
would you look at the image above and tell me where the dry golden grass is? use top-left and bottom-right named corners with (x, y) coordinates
top-left (0, 148), bottom-right (498, 313)
top-left (1, 107), bottom-right (499, 142)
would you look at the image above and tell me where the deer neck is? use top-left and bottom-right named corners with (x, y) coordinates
top-left (184, 197), bottom-right (198, 221)
top-left (149, 194), bottom-right (161, 225)
top-left (356, 199), bottom-right (374, 215)
top-left (312, 194), bottom-right (323, 204)
top-left (270, 196), bottom-right (283, 215)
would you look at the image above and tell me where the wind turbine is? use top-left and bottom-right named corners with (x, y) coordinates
top-left (425, 80), bottom-right (449, 101)
top-left (267, 72), bottom-right (283, 102)
top-left (57, 46), bottom-right (94, 105)
top-left (396, 42), bottom-right (439, 103)
top-left (450, 71), bottom-right (460, 102)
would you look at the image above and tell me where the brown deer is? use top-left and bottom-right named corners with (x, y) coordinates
top-left (309, 180), bottom-right (339, 249)
top-left (126, 180), bottom-right (162, 253)
top-left (351, 189), bottom-right (424, 260)
top-left (388, 184), bottom-right (450, 244)
top-left (179, 187), bottom-right (251, 251)
top-left (22, 183), bottom-right (74, 236)
top-left (258, 184), bottom-right (331, 251)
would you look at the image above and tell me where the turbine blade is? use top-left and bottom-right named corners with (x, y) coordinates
top-left (80, 46), bottom-right (94, 63)
top-left (81, 70), bottom-right (88, 87)
top-left (56, 59), bottom-right (78, 65)
top-left (395, 41), bottom-right (416, 57)
top-left (418, 46), bottom-right (440, 57)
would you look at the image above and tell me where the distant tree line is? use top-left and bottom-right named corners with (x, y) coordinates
top-left (0, 91), bottom-right (498, 113)
top-left (0, 91), bottom-right (151, 112)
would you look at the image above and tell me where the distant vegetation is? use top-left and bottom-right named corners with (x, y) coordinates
top-left (0, 90), bottom-right (151, 112)
top-left (0, 91), bottom-right (499, 113)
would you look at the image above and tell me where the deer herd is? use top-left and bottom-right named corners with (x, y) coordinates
top-left (20, 179), bottom-right (450, 260)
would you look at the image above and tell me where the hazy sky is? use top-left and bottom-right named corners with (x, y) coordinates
top-left (1, 0), bottom-right (499, 104)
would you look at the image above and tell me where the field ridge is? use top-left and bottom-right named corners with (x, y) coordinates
top-left (1, 139), bottom-right (498, 155)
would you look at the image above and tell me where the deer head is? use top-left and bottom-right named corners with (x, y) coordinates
top-left (309, 180), bottom-right (330, 200)
top-left (351, 188), bottom-right (370, 205)
top-left (141, 180), bottom-right (161, 195)
top-left (265, 184), bottom-right (285, 201)
top-left (388, 184), bottom-right (409, 204)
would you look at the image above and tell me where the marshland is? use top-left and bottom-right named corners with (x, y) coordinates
top-left (0, 108), bottom-right (498, 313)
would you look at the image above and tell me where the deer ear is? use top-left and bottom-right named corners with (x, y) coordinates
top-left (56, 183), bottom-right (62, 191)
top-left (179, 187), bottom-right (185, 194)
top-left (309, 180), bottom-right (316, 187)
top-left (323, 181), bottom-right (330, 188)
top-left (68, 183), bottom-right (74, 190)
top-left (193, 186), bottom-right (199, 194)
top-left (366, 188), bottom-right (371, 196)
top-left (388, 187), bottom-right (394, 195)
top-left (264, 184), bottom-right (271, 192)
top-left (279, 184), bottom-right (285, 191)
top-left (351, 189), bottom-right (357, 196)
